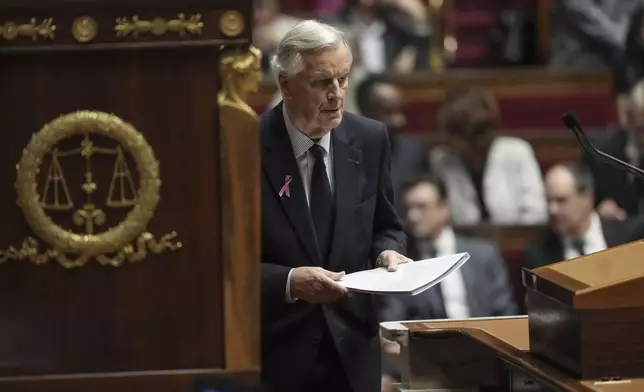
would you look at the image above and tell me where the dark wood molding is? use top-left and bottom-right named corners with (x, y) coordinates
top-left (0, 8), bottom-right (252, 49)
top-left (0, 368), bottom-right (260, 392)
top-left (219, 104), bottom-right (261, 371)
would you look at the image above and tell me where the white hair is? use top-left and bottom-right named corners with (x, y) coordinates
top-left (270, 20), bottom-right (352, 80)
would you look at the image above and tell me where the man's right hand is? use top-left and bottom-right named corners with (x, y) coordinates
top-left (290, 267), bottom-right (350, 303)
top-left (597, 199), bottom-right (627, 221)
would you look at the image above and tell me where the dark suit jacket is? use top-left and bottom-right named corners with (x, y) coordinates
top-left (380, 234), bottom-right (517, 322)
top-left (522, 218), bottom-right (643, 270)
top-left (390, 134), bottom-right (430, 213)
top-left (260, 103), bottom-right (406, 392)
top-left (581, 128), bottom-right (643, 215)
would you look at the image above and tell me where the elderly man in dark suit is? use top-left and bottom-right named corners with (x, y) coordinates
top-left (260, 20), bottom-right (409, 392)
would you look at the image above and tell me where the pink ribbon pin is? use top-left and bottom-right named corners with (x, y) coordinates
top-left (279, 175), bottom-right (292, 198)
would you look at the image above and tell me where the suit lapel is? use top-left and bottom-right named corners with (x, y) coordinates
top-left (545, 232), bottom-right (565, 266)
top-left (455, 237), bottom-right (480, 315)
top-left (601, 219), bottom-right (621, 247)
top-left (327, 123), bottom-right (362, 271)
top-left (262, 105), bottom-right (321, 265)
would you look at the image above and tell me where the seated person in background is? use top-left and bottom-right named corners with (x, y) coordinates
top-left (379, 173), bottom-right (517, 390)
top-left (380, 173), bottom-right (518, 322)
top-left (429, 88), bottom-right (547, 225)
top-left (522, 163), bottom-right (641, 270)
top-left (612, 5), bottom-right (644, 122)
top-left (356, 75), bottom-right (429, 213)
top-left (549, 0), bottom-right (640, 72)
top-left (326, 0), bottom-right (429, 74)
top-left (582, 80), bottom-right (644, 220)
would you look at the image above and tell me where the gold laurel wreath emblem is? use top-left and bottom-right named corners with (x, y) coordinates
top-left (2, 110), bottom-right (181, 268)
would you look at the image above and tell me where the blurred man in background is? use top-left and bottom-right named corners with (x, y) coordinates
top-left (582, 80), bottom-right (644, 220)
top-left (381, 173), bottom-right (517, 322)
top-left (522, 163), bottom-right (639, 269)
top-left (380, 173), bottom-right (517, 389)
top-left (356, 75), bottom-right (429, 212)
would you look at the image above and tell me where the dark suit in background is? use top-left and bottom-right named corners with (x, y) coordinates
top-left (380, 235), bottom-right (517, 321)
top-left (390, 134), bottom-right (430, 213)
top-left (522, 217), bottom-right (642, 269)
top-left (549, 0), bottom-right (641, 71)
top-left (580, 128), bottom-right (644, 215)
top-left (260, 104), bottom-right (406, 392)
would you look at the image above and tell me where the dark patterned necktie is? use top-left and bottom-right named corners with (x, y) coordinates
top-left (426, 245), bottom-right (447, 319)
top-left (572, 238), bottom-right (586, 257)
top-left (309, 144), bottom-right (334, 263)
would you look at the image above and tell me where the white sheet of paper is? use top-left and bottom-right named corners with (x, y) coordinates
top-left (338, 253), bottom-right (470, 296)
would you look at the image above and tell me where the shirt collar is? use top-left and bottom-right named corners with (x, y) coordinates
top-left (563, 212), bottom-right (603, 246)
top-left (434, 226), bottom-right (456, 256)
top-left (283, 104), bottom-right (331, 158)
top-left (417, 226), bottom-right (455, 258)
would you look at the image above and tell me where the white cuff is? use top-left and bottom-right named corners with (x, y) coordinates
top-left (285, 268), bottom-right (298, 303)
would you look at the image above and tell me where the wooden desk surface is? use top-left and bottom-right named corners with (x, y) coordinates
top-left (404, 317), bottom-right (530, 351)
top-left (395, 317), bottom-right (644, 392)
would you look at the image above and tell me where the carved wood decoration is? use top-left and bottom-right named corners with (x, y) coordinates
top-left (218, 44), bottom-right (262, 372)
top-left (0, 1), bottom-right (259, 390)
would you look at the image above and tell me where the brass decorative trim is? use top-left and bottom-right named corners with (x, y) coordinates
top-left (0, 110), bottom-right (182, 268)
top-left (72, 16), bottom-right (98, 43)
top-left (1, 233), bottom-right (181, 268)
top-left (115, 13), bottom-right (204, 39)
top-left (0, 18), bottom-right (56, 41)
top-left (218, 45), bottom-right (262, 117)
top-left (219, 10), bottom-right (244, 37)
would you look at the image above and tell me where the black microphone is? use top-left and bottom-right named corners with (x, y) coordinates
top-left (561, 112), bottom-right (644, 180)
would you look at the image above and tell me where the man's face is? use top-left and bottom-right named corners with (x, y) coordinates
top-left (404, 183), bottom-right (450, 240)
top-left (626, 106), bottom-right (644, 154)
top-left (369, 83), bottom-right (406, 134)
top-left (279, 44), bottom-right (351, 138)
top-left (545, 167), bottom-right (593, 237)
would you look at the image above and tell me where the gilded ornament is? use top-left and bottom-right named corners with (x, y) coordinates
top-left (219, 10), bottom-right (244, 37)
top-left (1, 22), bottom-right (18, 40)
top-left (1, 110), bottom-right (182, 268)
top-left (218, 45), bottom-right (262, 117)
top-left (0, 233), bottom-right (182, 268)
top-left (115, 13), bottom-right (204, 39)
top-left (0, 18), bottom-right (56, 41)
top-left (72, 16), bottom-right (98, 43)
top-left (151, 17), bottom-right (167, 36)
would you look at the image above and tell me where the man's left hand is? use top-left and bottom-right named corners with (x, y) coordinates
top-left (377, 250), bottom-right (412, 272)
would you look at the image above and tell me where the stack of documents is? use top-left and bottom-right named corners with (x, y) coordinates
top-left (338, 253), bottom-right (470, 296)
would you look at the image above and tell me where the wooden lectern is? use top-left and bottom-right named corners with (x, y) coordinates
top-left (0, 1), bottom-right (260, 391)
top-left (382, 240), bottom-right (644, 391)
top-left (523, 240), bottom-right (644, 380)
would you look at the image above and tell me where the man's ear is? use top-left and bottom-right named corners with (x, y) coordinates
top-left (278, 74), bottom-right (292, 100)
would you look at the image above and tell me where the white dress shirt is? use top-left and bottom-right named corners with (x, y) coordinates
top-left (562, 212), bottom-right (607, 260)
top-left (283, 106), bottom-right (333, 302)
top-left (283, 105), bottom-right (334, 201)
top-left (432, 227), bottom-right (470, 319)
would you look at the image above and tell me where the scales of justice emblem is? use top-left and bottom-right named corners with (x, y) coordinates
top-left (0, 110), bottom-right (182, 268)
